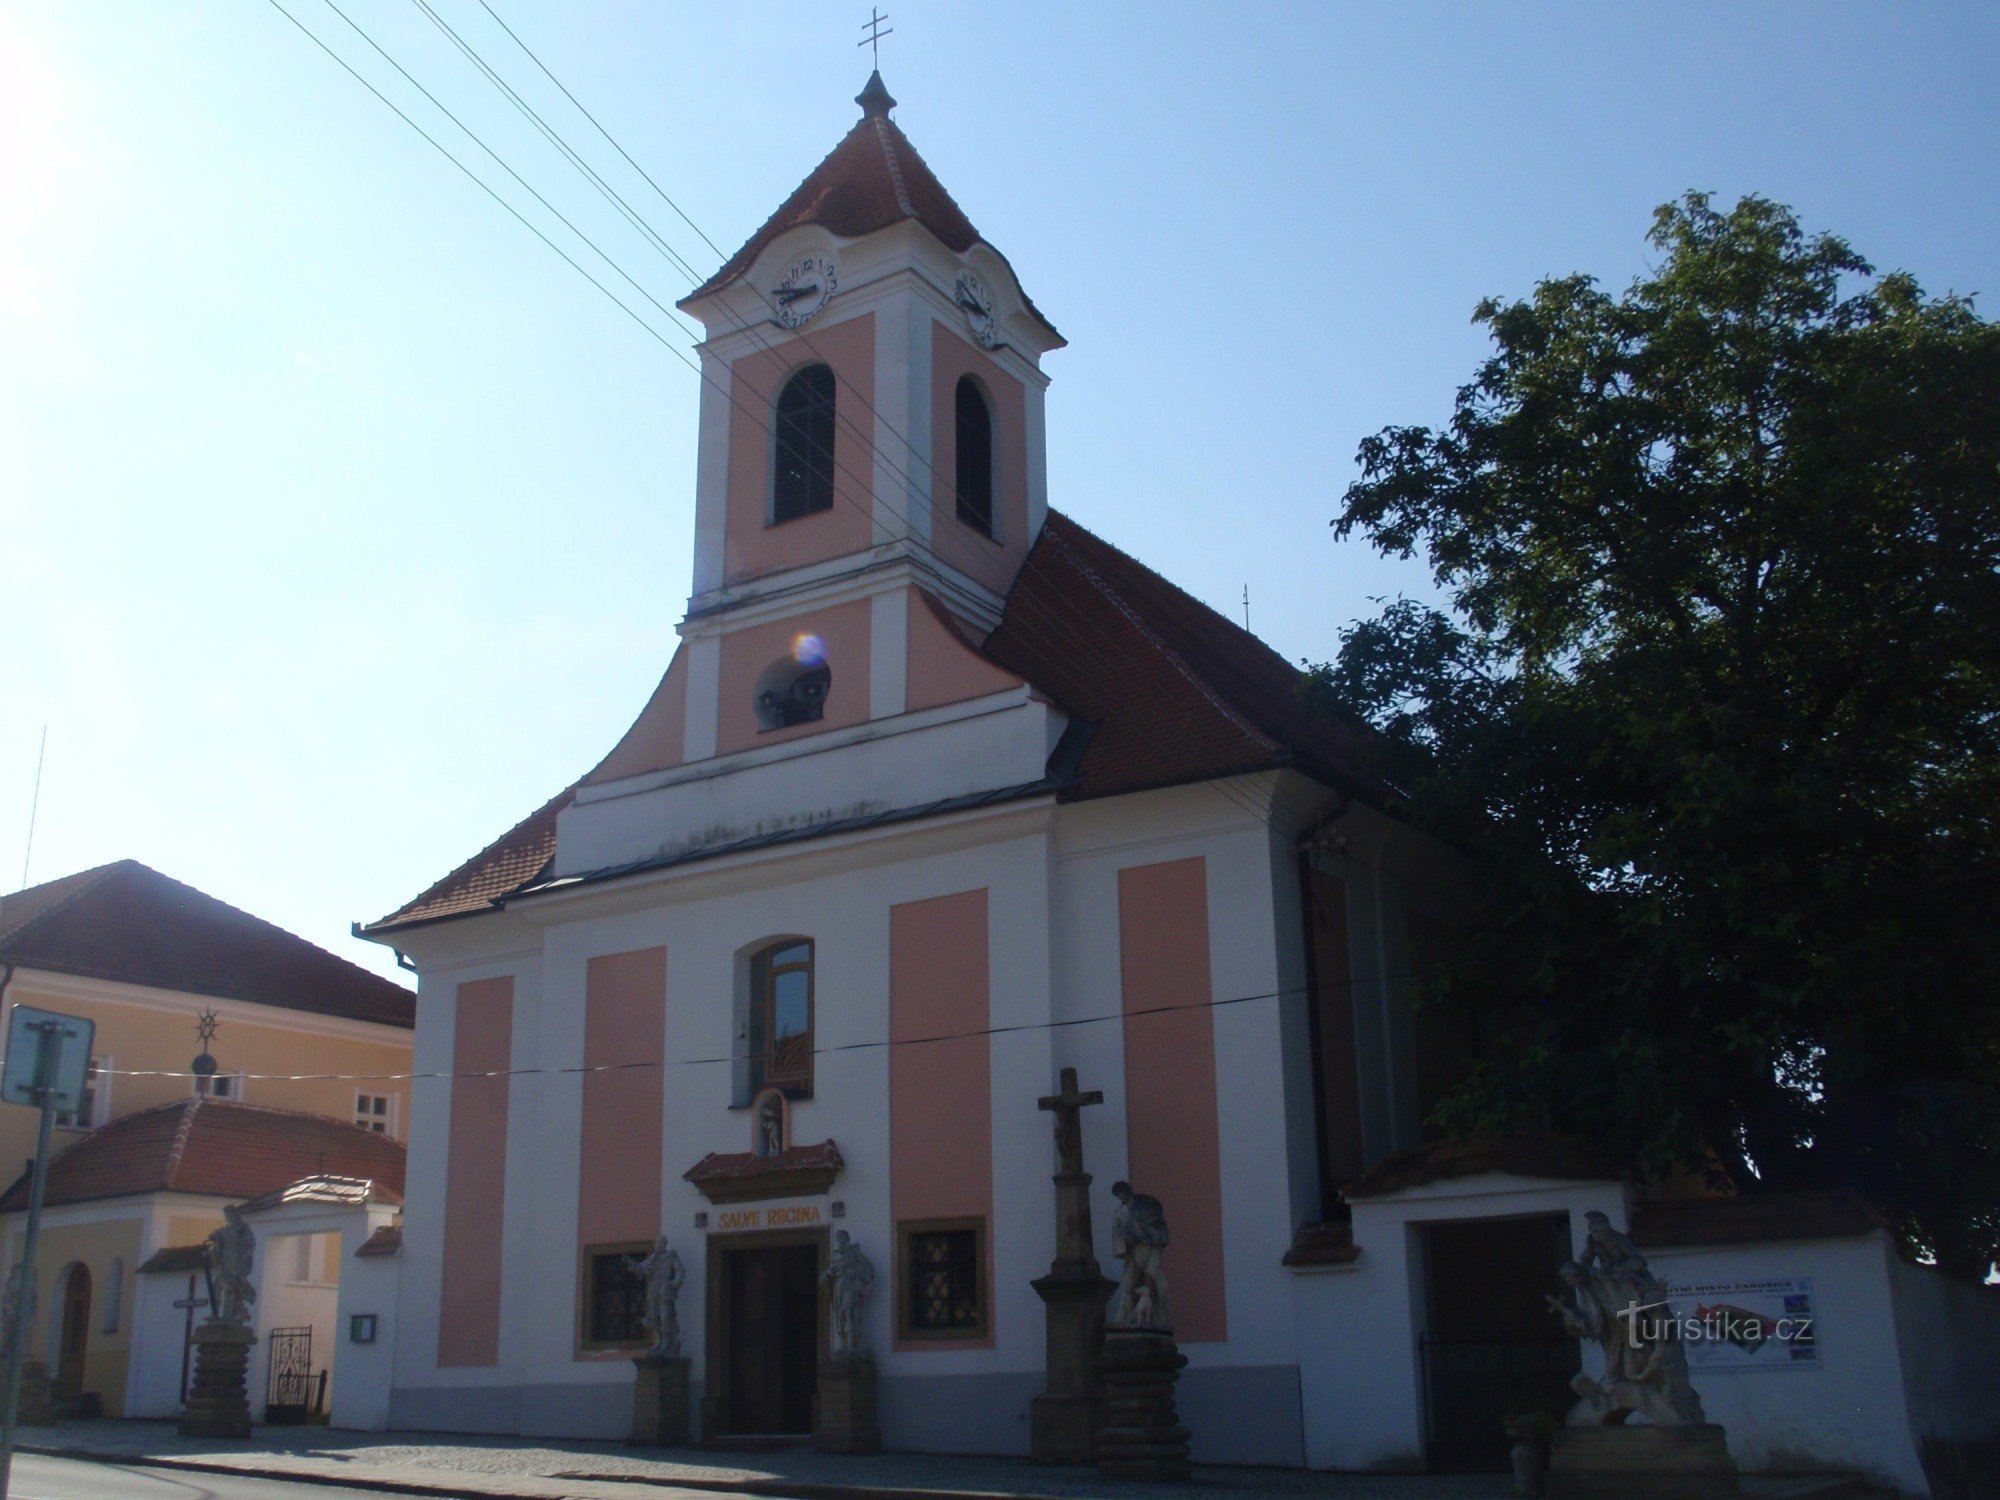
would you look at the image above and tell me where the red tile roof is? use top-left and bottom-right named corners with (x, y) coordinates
top-left (0, 1099), bottom-right (407, 1213)
top-left (0, 861), bottom-right (413, 1028)
top-left (355, 1223), bottom-right (403, 1258)
top-left (362, 786), bottom-right (573, 932)
top-left (364, 511), bottom-right (1397, 931)
top-left (681, 74), bottom-right (1060, 344)
top-left (985, 514), bottom-right (1396, 805)
top-left (1342, 1136), bottom-right (1615, 1200)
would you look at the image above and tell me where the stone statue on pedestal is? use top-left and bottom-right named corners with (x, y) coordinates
top-left (181, 1202), bottom-right (258, 1439)
top-left (1096, 1180), bottom-right (1189, 1479)
top-left (1548, 1213), bottom-right (1703, 1428)
top-left (1543, 1210), bottom-right (1736, 1497)
top-left (815, 1230), bottom-right (881, 1453)
top-left (627, 1235), bottom-right (685, 1358)
top-left (1108, 1182), bottom-right (1171, 1330)
top-left (822, 1230), bottom-right (874, 1357)
top-left (205, 1204), bottom-right (256, 1325)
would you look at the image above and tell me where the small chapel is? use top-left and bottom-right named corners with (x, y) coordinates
top-left (358, 73), bottom-right (1988, 1486)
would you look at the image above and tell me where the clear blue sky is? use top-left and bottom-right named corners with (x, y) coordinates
top-left (4, 1), bottom-right (1995, 982)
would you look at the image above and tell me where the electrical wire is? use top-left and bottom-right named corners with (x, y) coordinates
top-left (97, 966), bottom-right (1425, 1087)
top-left (259, 2), bottom-right (1359, 859)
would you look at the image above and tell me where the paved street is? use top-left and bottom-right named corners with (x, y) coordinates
top-left (9, 1452), bottom-right (424, 1500)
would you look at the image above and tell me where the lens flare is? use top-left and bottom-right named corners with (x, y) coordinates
top-left (792, 632), bottom-right (826, 666)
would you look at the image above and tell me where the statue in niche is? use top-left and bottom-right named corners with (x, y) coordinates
top-left (1548, 1212), bottom-right (1705, 1426)
top-left (757, 1094), bottom-right (784, 1157)
top-left (821, 1229), bottom-right (875, 1357)
top-left (626, 1234), bottom-right (686, 1358)
top-left (206, 1203), bottom-right (257, 1325)
top-left (1108, 1180), bottom-right (1172, 1329)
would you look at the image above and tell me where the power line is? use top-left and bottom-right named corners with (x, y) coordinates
top-left (262, 3), bottom-right (1354, 846)
top-left (265, 0), bottom-right (916, 555)
top-left (434, 0), bottom-right (957, 542)
top-left (98, 966), bottom-right (1428, 1087)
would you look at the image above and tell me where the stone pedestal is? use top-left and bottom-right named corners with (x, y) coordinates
top-left (1548, 1424), bottom-right (1739, 1498)
top-left (1095, 1327), bottom-right (1190, 1481)
top-left (15, 1357), bottom-right (54, 1427)
top-left (630, 1354), bottom-right (690, 1446)
top-left (179, 1322), bottom-right (256, 1438)
top-left (814, 1353), bottom-right (881, 1454)
top-left (1030, 1260), bottom-right (1116, 1463)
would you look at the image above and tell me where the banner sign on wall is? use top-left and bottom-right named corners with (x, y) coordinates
top-left (1667, 1276), bottom-right (1818, 1372)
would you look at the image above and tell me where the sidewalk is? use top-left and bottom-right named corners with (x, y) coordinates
top-left (18, 1419), bottom-right (1515, 1499)
top-left (20, 1420), bottom-right (1874, 1499)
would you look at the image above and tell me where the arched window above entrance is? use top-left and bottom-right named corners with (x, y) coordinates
top-left (747, 939), bottom-right (813, 1098)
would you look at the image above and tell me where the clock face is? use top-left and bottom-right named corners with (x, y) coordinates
top-left (955, 271), bottom-right (998, 348)
top-left (772, 254), bottom-right (838, 329)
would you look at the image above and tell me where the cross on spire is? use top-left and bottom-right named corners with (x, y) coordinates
top-left (858, 8), bottom-right (893, 68)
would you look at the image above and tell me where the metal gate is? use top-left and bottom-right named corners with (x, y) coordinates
top-left (1418, 1334), bottom-right (1577, 1471)
top-left (265, 1326), bottom-right (314, 1425)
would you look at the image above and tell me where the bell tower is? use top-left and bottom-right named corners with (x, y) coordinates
top-left (662, 71), bottom-right (1063, 759)
top-left (678, 72), bottom-right (1063, 618)
top-left (566, 73), bottom-right (1065, 815)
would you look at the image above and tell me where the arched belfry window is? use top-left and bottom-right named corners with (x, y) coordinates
top-left (954, 375), bottom-right (994, 537)
top-left (773, 363), bottom-right (836, 523)
top-left (749, 940), bottom-right (814, 1097)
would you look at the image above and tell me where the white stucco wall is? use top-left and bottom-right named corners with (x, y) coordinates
top-left (1644, 1233), bottom-right (1927, 1492)
top-left (333, 1247), bottom-right (399, 1430)
top-left (1291, 1172), bottom-right (1630, 1472)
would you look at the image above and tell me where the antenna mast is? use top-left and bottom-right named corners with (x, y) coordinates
top-left (19, 726), bottom-right (46, 890)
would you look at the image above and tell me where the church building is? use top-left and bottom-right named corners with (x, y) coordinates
top-left (357, 75), bottom-right (1991, 1485)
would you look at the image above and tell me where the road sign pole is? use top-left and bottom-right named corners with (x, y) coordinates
top-left (0, 1023), bottom-right (65, 1500)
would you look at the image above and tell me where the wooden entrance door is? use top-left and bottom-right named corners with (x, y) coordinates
top-left (722, 1244), bottom-right (819, 1435)
top-left (55, 1264), bottom-right (91, 1395)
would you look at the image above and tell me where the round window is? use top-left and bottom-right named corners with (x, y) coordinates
top-left (753, 633), bottom-right (831, 730)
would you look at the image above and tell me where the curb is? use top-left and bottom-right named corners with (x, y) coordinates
top-left (553, 1471), bottom-right (1054, 1500)
top-left (19, 1443), bottom-right (1066, 1500)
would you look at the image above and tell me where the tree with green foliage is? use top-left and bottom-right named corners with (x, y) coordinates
top-left (1312, 193), bottom-right (2000, 1277)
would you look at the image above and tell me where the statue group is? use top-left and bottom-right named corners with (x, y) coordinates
top-left (1108, 1181), bottom-right (1171, 1330)
top-left (1548, 1210), bottom-right (1705, 1427)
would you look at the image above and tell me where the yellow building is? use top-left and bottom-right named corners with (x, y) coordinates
top-left (0, 859), bottom-right (414, 1416)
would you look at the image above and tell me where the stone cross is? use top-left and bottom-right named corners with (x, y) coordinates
top-left (1038, 1068), bottom-right (1103, 1181)
top-left (173, 1275), bottom-right (210, 1400)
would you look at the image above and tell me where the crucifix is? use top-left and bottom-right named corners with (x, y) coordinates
top-left (1030, 1067), bottom-right (1116, 1462)
top-left (173, 1274), bottom-right (210, 1400)
top-left (1038, 1067), bottom-right (1102, 1181)
top-left (858, 7), bottom-right (893, 68)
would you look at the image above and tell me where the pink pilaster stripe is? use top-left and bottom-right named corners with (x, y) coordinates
top-left (1118, 858), bottom-right (1227, 1343)
top-left (439, 976), bottom-right (513, 1367)
top-left (579, 948), bottom-right (667, 1256)
top-left (889, 888), bottom-right (995, 1350)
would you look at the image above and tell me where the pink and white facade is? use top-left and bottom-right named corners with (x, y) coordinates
top-left (359, 76), bottom-right (2000, 1484)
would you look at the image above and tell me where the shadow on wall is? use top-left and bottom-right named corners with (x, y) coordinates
top-left (1923, 1438), bottom-right (2000, 1500)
